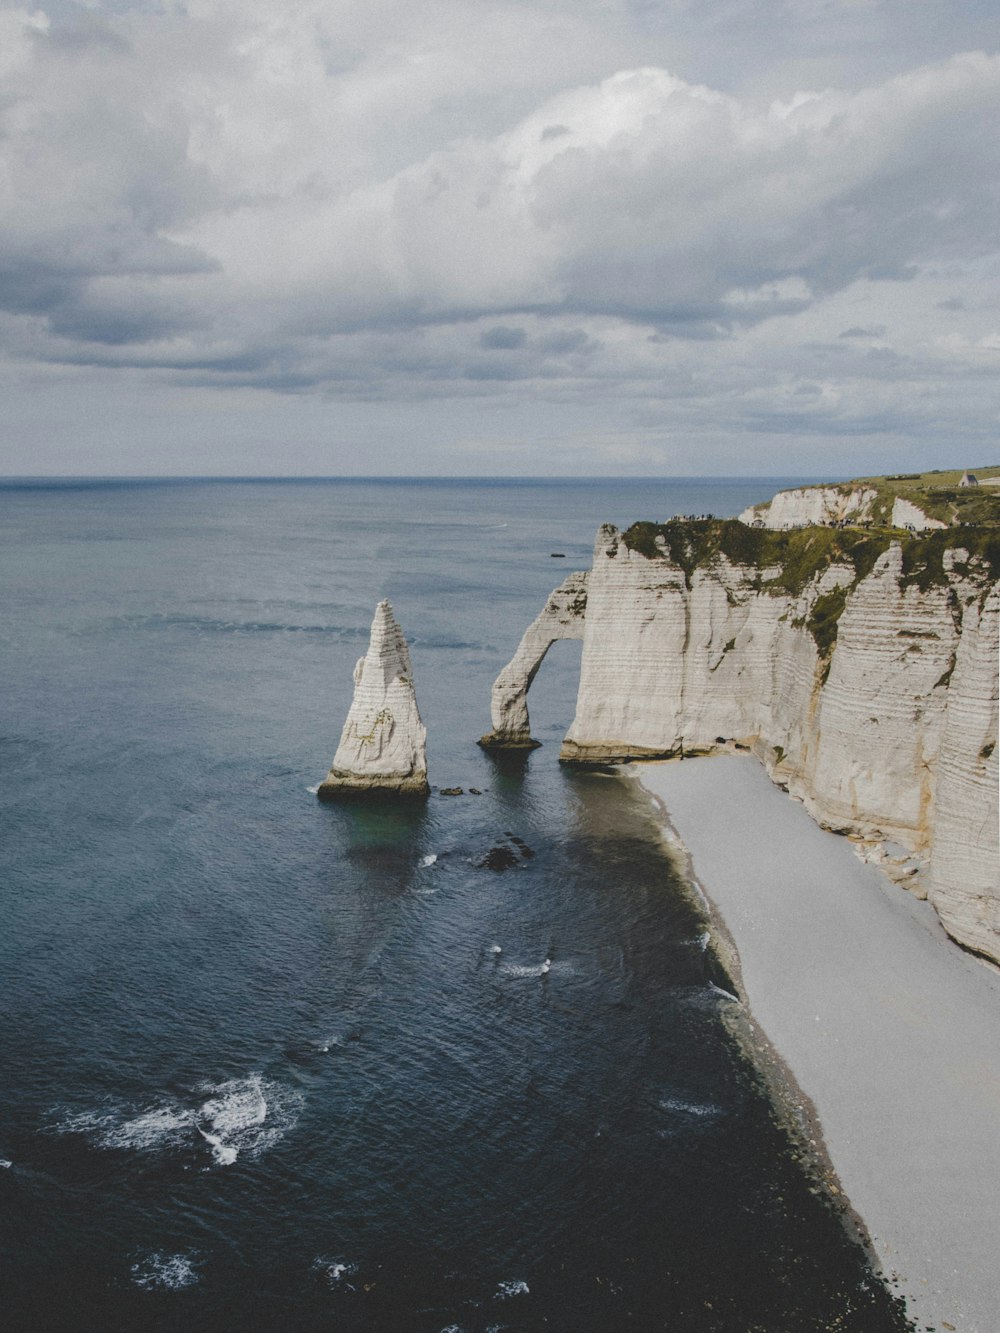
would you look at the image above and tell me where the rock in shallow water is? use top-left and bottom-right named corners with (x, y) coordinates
top-left (478, 846), bottom-right (521, 871)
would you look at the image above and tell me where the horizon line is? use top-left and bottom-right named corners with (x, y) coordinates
top-left (0, 471), bottom-right (841, 483)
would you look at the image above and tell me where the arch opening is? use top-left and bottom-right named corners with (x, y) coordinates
top-left (478, 572), bottom-right (587, 750)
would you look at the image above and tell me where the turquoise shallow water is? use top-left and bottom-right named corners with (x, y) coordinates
top-left (0, 478), bottom-right (909, 1331)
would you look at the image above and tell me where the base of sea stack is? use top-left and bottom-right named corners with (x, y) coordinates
top-left (559, 739), bottom-right (703, 764)
top-left (316, 772), bottom-right (430, 800)
top-left (477, 732), bottom-right (542, 751)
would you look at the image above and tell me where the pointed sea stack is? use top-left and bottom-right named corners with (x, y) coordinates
top-left (317, 601), bottom-right (429, 798)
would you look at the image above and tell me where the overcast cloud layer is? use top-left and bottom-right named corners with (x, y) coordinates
top-left (1, 0), bottom-right (998, 474)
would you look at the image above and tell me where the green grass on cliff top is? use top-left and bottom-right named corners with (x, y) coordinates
top-left (620, 518), bottom-right (999, 661)
top-left (620, 472), bottom-right (999, 662)
top-left (744, 465), bottom-right (1000, 527)
top-left (852, 465), bottom-right (1000, 489)
top-left (620, 519), bottom-right (1000, 593)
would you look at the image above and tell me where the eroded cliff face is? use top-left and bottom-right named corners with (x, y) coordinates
top-left (557, 524), bottom-right (999, 962)
top-left (740, 486), bottom-right (878, 529)
top-left (890, 496), bottom-right (947, 531)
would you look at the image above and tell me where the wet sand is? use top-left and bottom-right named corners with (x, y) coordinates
top-left (634, 754), bottom-right (1000, 1333)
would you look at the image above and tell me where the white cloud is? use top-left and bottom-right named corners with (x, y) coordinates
top-left (1, 0), bottom-right (998, 471)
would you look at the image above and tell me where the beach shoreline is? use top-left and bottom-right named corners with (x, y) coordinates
top-left (639, 773), bottom-right (876, 1260)
top-left (633, 754), bottom-right (1000, 1333)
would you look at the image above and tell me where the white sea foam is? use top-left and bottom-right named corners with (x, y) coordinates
top-left (502, 957), bottom-right (572, 978)
top-left (59, 1103), bottom-right (192, 1152)
top-left (194, 1074), bottom-right (302, 1165)
top-left (197, 1127), bottom-right (238, 1166)
top-left (312, 1256), bottom-right (357, 1288)
top-left (658, 1096), bottom-right (723, 1120)
top-left (709, 981), bottom-right (740, 1003)
top-left (490, 944), bottom-right (502, 955)
top-left (131, 1251), bottom-right (200, 1291)
top-left (0, 1158), bottom-right (11, 1169)
top-left (306, 783), bottom-right (321, 794)
top-left (501, 962), bottom-right (548, 978)
top-left (495, 1278), bottom-right (529, 1299)
top-left (419, 853), bottom-right (438, 867)
top-left (57, 1073), bottom-right (303, 1167)
top-left (115, 1105), bottom-right (194, 1150)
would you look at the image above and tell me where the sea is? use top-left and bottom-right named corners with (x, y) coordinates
top-left (0, 477), bottom-right (911, 1332)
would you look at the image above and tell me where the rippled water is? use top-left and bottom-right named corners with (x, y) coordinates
top-left (0, 478), bottom-right (909, 1331)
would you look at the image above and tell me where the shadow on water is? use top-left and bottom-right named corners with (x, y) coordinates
top-left (321, 794), bottom-right (430, 847)
top-left (479, 745), bottom-right (535, 783)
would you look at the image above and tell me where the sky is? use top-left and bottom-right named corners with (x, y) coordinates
top-left (1, 0), bottom-right (998, 476)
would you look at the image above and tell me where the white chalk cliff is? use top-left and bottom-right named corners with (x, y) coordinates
top-left (742, 485), bottom-right (950, 532)
top-left (498, 524), bottom-right (999, 963)
top-left (479, 571), bottom-right (587, 748)
top-left (740, 486), bottom-right (878, 529)
top-left (318, 600), bottom-right (429, 797)
top-left (890, 496), bottom-right (947, 531)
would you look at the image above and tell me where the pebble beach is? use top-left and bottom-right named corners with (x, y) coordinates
top-left (636, 753), bottom-right (1000, 1333)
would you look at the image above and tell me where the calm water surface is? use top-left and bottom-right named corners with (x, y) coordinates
top-left (0, 479), bottom-right (909, 1331)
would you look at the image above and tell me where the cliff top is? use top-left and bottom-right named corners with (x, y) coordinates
top-left (851, 465), bottom-right (1000, 526)
top-left (620, 518), bottom-right (1000, 592)
top-left (744, 466), bottom-right (1000, 528)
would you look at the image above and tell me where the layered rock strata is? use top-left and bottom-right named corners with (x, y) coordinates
top-left (479, 571), bottom-right (587, 748)
top-left (501, 523), bottom-right (997, 961)
top-left (318, 600), bottom-right (429, 798)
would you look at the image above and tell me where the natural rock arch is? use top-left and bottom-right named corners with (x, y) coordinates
top-left (478, 572), bottom-right (588, 749)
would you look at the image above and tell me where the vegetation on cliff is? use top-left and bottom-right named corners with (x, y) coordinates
top-left (861, 466), bottom-right (1000, 526)
top-left (621, 517), bottom-right (1000, 660)
top-left (742, 465), bottom-right (1000, 528)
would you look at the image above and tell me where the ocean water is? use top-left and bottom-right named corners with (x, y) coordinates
top-left (0, 477), bottom-right (910, 1332)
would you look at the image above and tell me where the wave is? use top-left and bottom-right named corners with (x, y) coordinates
top-left (192, 1074), bottom-right (303, 1165)
top-left (311, 1256), bottom-right (358, 1289)
top-left (501, 957), bottom-right (572, 979)
top-left (657, 1096), bottom-right (724, 1121)
top-left (419, 853), bottom-right (438, 867)
top-left (500, 962), bottom-right (549, 979)
top-left (59, 1103), bottom-right (192, 1152)
top-left (495, 1278), bottom-right (529, 1299)
top-left (709, 981), bottom-right (740, 1003)
top-left (131, 1251), bottom-right (200, 1291)
top-left (55, 1074), bottom-right (303, 1167)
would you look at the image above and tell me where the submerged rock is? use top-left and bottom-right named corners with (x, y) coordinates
top-left (478, 846), bottom-right (520, 871)
top-left (317, 601), bottom-right (429, 798)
